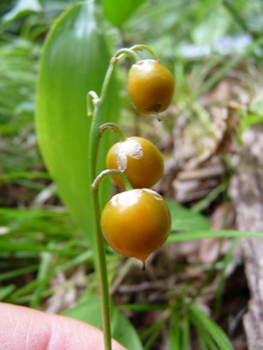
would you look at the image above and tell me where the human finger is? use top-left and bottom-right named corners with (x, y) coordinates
top-left (0, 302), bottom-right (127, 350)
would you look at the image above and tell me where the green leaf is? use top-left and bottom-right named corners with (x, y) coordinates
top-left (6, 251), bottom-right (92, 304)
top-left (111, 307), bottom-right (144, 350)
top-left (250, 90), bottom-right (263, 116)
top-left (119, 303), bottom-right (169, 312)
top-left (167, 230), bottom-right (263, 243)
top-left (241, 113), bottom-right (263, 128)
top-left (189, 305), bottom-right (234, 350)
top-left (0, 285), bottom-right (16, 301)
top-left (182, 312), bottom-right (190, 350)
top-left (30, 249), bottom-right (52, 308)
top-left (62, 296), bottom-right (103, 329)
top-left (36, 2), bottom-right (119, 258)
top-left (165, 199), bottom-right (210, 232)
top-left (0, 238), bottom-right (79, 256)
top-left (103, 0), bottom-right (146, 27)
top-left (0, 265), bottom-right (39, 282)
top-left (63, 297), bottom-right (144, 350)
top-left (189, 311), bottom-right (217, 350)
top-left (140, 318), bottom-right (166, 350)
top-left (0, 171), bottom-right (51, 181)
top-left (1, 0), bottom-right (43, 27)
top-left (169, 312), bottom-right (181, 350)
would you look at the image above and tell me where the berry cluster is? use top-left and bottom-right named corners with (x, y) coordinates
top-left (100, 58), bottom-right (174, 266)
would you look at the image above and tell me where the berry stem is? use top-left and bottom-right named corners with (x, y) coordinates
top-left (112, 48), bottom-right (140, 63)
top-left (88, 65), bottom-right (114, 350)
top-left (88, 55), bottom-right (119, 350)
top-left (99, 122), bottom-right (127, 142)
top-left (92, 169), bottom-right (133, 191)
top-left (130, 44), bottom-right (159, 61)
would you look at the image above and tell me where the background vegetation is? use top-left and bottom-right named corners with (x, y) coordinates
top-left (1, 0), bottom-right (263, 349)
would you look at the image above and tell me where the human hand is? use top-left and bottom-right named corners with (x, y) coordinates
top-left (0, 302), bottom-right (127, 350)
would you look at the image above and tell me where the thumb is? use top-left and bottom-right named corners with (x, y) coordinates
top-left (0, 302), bottom-right (127, 350)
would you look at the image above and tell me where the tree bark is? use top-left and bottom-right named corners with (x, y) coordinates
top-left (229, 129), bottom-right (263, 350)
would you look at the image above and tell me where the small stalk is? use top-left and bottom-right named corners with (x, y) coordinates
top-left (92, 169), bottom-right (133, 191)
top-left (89, 184), bottom-right (112, 350)
top-left (99, 122), bottom-right (127, 142)
top-left (130, 44), bottom-right (159, 61)
top-left (88, 62), bottom-right (116, 350)
top-left (113, 48), bottom-right (140, 62)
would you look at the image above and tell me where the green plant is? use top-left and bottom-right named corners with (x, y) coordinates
top-left (3, 1), bottom-right (263, 349)
top-left (127, 59), bottom-right (175, 115)
top-left (106, 136), bottom-right (164, 189)
top-left (87, 43), bottom-right (174, 349)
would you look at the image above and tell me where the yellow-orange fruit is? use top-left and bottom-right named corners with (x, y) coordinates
top-left (106, 136), bottom-right (164, 190)
top-left (100, 188), bottom-right (171, 262)
top-left (128, 59), bottom-right (174, 115)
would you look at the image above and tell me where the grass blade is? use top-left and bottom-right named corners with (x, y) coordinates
top-left (189, 305), bottom-right (234, 350)
top-left (168, 230), bottom-right (263, 243)
top-left (169, 311), bottom-right (181, 350)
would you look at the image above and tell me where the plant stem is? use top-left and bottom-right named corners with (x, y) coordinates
top-left (130, 44), bottom-right (159, 61)
top-left (89, 62), bottom-right (115, 181)
top-left (88, 61), bottom-right (116, 350)
top-left (92, 169), bottom-right (133, 191)
top-left (99, 122), bottom-right (127, 142)
top-left (113, 48), bottom-right (140, 62)
top-left (90, 184), bottom-right (112, 350)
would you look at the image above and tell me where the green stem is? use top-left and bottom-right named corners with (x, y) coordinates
top-left (90, 185), bottom-right (112, 350)
top-left (99, 122), bottom-right (127, 142)
top-left (130, 44), bottom-right (159, 61)
top-left (88, 61), bottom-right (116, 350)
top-left (89, 63), bottom-right (115, 180)
top-left (112, 48), bottom-right (140, 63)
top-left (92, 169), bottom-right (133, 191)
